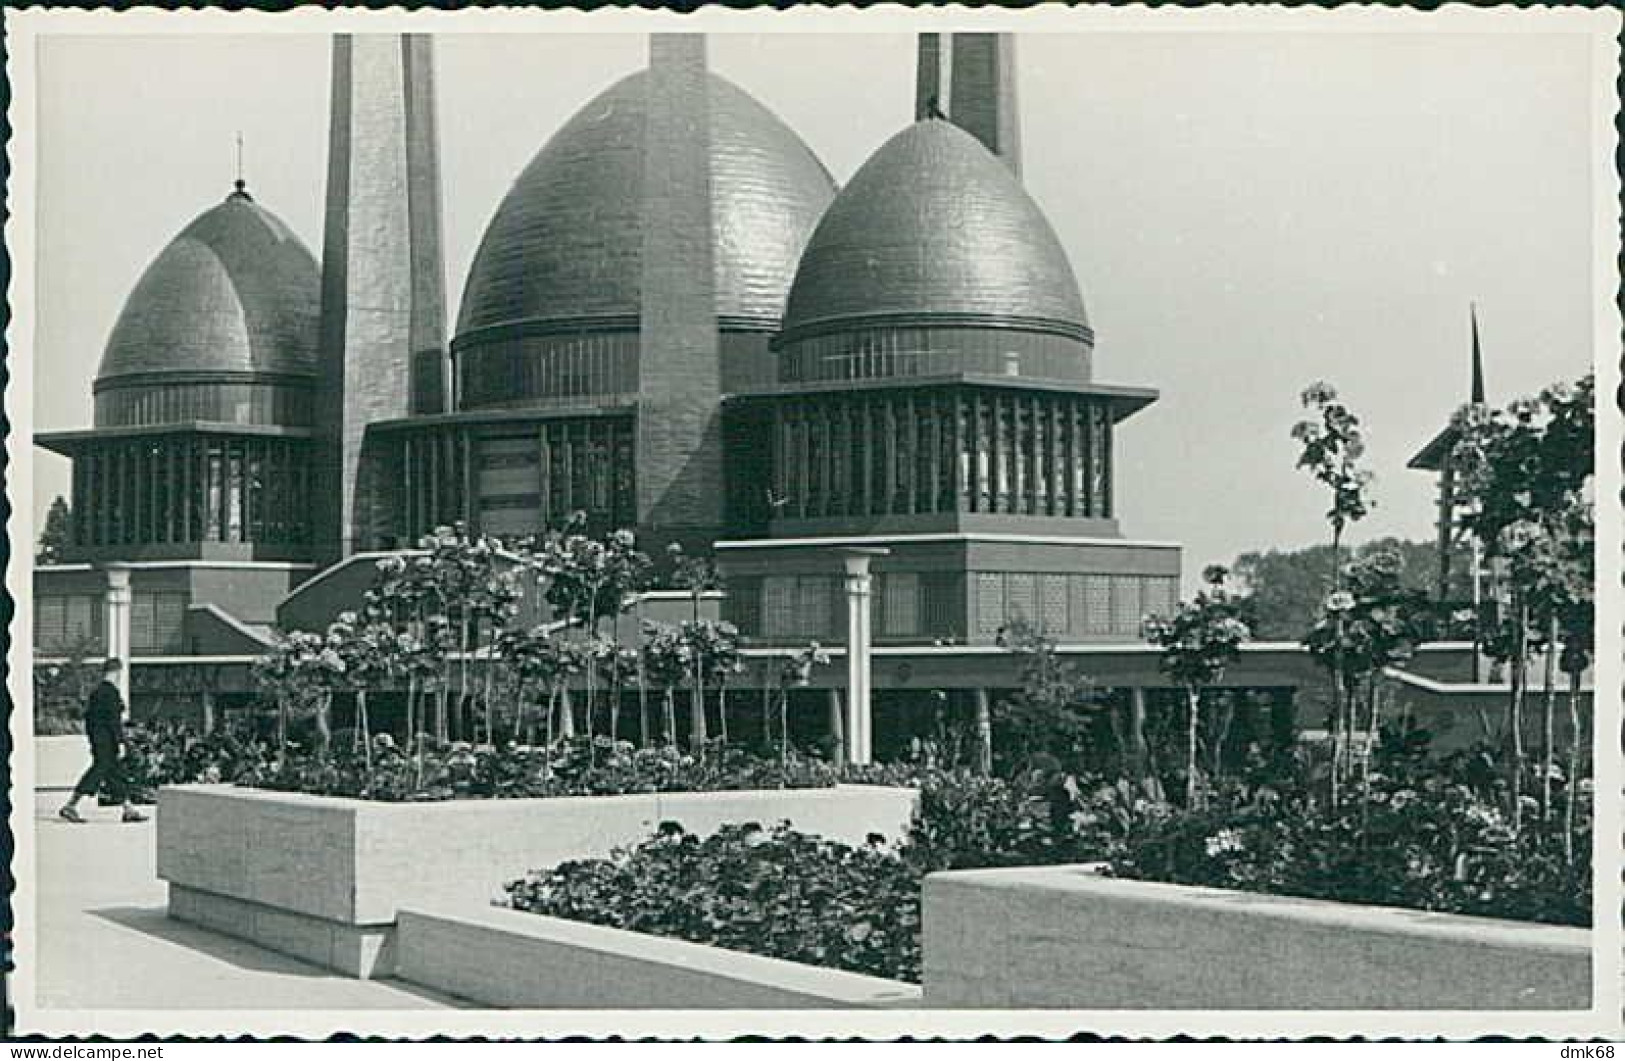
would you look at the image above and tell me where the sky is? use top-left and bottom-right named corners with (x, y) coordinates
top-left (26, 18), bottom-right (1603, 588)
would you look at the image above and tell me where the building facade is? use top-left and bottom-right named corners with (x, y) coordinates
top-left (34, 31), bottom-right (1495, 756)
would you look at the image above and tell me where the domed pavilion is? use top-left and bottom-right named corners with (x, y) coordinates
top-left (716, 115), bottom-right (1178, 650)
top-left (38, 181), bottom-right (321, 563)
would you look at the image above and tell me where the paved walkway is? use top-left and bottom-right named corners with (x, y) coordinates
top-left (26, 790), bottom-right (462, 1012)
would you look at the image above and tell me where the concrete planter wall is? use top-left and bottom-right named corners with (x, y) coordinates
top-left (157, 782), bottom-right (917, 978)
top-left (922, 866), bottom-right (1592, 1010)
top-left (35, 735), bottom-right (88, 790)
top-left (394, 905), bottom-right (921, 1009)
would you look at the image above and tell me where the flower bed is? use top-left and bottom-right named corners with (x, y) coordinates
top-left (501, 756), bottom-right (1591, 987)
top-left (505, 822), bottom-right (923, 982)
top-left (122, 722), bottom-right (839, 802)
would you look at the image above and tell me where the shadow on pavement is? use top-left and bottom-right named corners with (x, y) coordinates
top-left (87, 906), bottom-right (331, 978)
top-left (86, 906), bottom-right (473, 1008)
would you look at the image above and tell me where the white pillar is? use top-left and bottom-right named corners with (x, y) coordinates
top-left (103, 565), bottom-right (132, 704)
top-left (840, 548), bottom-right (887, 765)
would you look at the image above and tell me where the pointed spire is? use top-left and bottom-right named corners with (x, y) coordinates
top-left (1469, 302), bottom-right (1485, 405)
top-left (228, 131), bottom-right (252, 200)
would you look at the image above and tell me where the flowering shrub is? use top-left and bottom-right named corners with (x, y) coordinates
top-left (907, 750), bottom-right (1592, 928)
top-left (503, 822), bottom-right (923, 982)
top-left (237, 735), bottom-right (838, 802)
top-left (119, 721), bottom-right (273, 801)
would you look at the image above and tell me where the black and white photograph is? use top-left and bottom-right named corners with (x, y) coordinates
top-left (5, 4), bottom-right (1620, 1042)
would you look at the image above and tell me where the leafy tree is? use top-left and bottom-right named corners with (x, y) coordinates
top-left (1302, 549), bottom-right (1437, 796)
top-left (251, 629), bottom-right (346, 755)
top-left (1451, 374), bottom-right (1594, 834)
top-left (1142, 565), bottom-right (1252, 807)
top-left (993, 619), bottom-right (1106, 776)
top-left (1232, 538), bottom-right (1470, 640)
top-left (37, 495), bottom-right (72, 565)
top-left (533, 516), bottom-right (651, 743)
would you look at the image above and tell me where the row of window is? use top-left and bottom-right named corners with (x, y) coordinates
top-left (770, 390), bottom-right (1113, 521)
top-left (95, 381), bottom-right (313, 429)
top-left (456, 333), bottom-right (639, 409)
top-left (974, 573), bottom-right (1178, 638)
top-left (35, 591), bottom-right (186, 654)
top-left (396, 419), bottom-right (638, 543)
top-left (778, 326), bottom-right (1090, 384)
top-left (72, 437), bottom-right (312, 550)
top-left (739, 571), bottom-right (1178, 641)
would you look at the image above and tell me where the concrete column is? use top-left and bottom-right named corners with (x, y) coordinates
top-left (840, 548), bottom-right (887, 765)
top-left (103, 565), bottom-right (132, 704)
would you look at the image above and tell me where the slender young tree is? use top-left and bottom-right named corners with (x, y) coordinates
top-left (666, 543), bottom-right (724, 751)
top-left (1291, 382), bottom-right (1375, 800)
top-left (776, 642), bottom-right (831, 765)
top-left (1142, 565), bottom-right (1251, 808)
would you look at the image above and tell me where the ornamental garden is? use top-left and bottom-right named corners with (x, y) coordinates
top-left (49, 372), bottom-right (1596, 1006)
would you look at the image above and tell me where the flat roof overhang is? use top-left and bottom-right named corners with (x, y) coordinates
top-left (35, 422), bottom-right (315, 457)
top-left (725, 374), bottom-right (1159, 423)
top-left (366, 403), bottom-right (637, 435)
top-left (1407, 424), bottom-right (1457, 471)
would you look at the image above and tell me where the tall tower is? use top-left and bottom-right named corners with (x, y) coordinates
top-left (636, 34), bottom-right (724, 543)
top-left (916, 32), bottom-right (1022, 177)
top-left (314, 33), bottom-right (448, 563)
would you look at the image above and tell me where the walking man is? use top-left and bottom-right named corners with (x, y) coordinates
top-left (58, 658), bottom-right (147, 824)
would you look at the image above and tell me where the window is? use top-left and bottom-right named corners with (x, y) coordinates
top-left (882, 573), bottom-right (920, 637)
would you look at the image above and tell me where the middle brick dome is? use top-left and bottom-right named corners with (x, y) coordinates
top-left (453, 68), bottom-right (837, 409)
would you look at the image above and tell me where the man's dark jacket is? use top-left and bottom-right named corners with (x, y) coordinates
top-left (85, 679), bottom-right (125, 744)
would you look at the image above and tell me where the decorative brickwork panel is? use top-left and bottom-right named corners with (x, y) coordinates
top-left (1083, 575), bottom-right (1112, 634)
top-left (1005, 573), bottom-right (1037, 626)
top-left (1143, 576), bottom-right (1178, 623)
top-left (1040, 575), bottom-right (1068, 633)
top-left (37, 594), bottom-right (108, 653)
top-left (1111, 576), bottom-right (1142, 635)
top-left (976, 573), bottom-right (1004, 636)
top-left (727, 575), bottom-right (762, 636)
top-left (882, 572), bottom-right (921, 637)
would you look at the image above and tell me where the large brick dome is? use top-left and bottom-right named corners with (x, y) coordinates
top-left (455, 69), bottom-right (836, 344)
